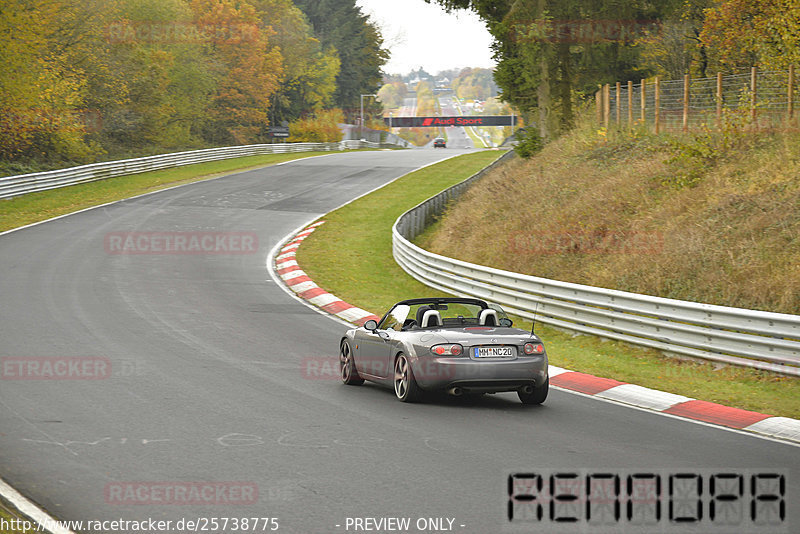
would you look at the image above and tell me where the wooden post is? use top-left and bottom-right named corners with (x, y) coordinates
top-left (683, 74), bottom-right (690, 132)
top-left (716, 72), bottom-right (723, 129)
top-left (654, 76), bottom-right (661, 134)
top-left (640, 79), bottom-right (646, 124)
top-left (683, 74), bottom-right (689, 132)
top-left (789, 65), bottom-right (795, 121)
top-left (615, 82), bottom-right (621, 125)
top-left (603, 83), bottom-right (610, 129)
top-left (627, 80), bottom-right (633, 127)
top-left (596, 89), bottom-right (603, 124)
top-left (750, 66), bottom-right (757, 123)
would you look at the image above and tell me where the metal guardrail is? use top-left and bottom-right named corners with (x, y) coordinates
top-left (0, 140), bottom-right (386, 199)
top-left (392, 151), bottom-right (800, 376)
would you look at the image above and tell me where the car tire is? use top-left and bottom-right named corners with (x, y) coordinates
top-left (340, 340), bottom-right (364, 386)
top-left (394, 353), bottom-right (422, 403)
top-left (518, 378), bottom-right (548, 405)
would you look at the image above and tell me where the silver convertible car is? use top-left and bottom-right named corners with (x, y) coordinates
top-left (339, 297), bottom-right (549, 404)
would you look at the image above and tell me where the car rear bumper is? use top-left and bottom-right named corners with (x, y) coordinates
top-left (411, 355), bottom-right (548, 391)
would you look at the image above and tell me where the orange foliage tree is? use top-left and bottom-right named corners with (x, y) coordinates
top-left (700, 0), bottom-right (800, 70)
top-left (189, 0), bottom-right (282, 144)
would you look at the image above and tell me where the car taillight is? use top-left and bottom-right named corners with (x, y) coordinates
top-left (524, 342), bottom-right (544, 355)
top-left (431, 344), bottom-right (463, 356)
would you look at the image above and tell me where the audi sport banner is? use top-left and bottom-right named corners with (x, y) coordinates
top-left (384, 116), bottom-right (518, 127)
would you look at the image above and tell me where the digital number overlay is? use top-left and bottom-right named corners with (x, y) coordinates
top-left (506, 469), bottom-right (789, 533)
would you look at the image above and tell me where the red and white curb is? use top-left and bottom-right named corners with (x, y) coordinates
top-left (274, 223), bottom-right (800, 446)
top-left (548, 366), bottom-right (800, 444)
top-left (274, 222), bottom-right (380, 326)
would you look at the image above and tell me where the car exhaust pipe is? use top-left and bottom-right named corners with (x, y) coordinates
top-left (447, 387), bottom-right (463, 397)
top-left (520, 385), bottom-right (534, 395)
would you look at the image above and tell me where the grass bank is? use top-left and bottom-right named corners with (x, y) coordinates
top-left (298, 149), bottom-right (799, 418)
top-left (0, 151), bottom-right (340, 233)
top-left (418, 118), bottom-right (800, 315)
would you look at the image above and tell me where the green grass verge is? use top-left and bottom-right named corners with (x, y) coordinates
top-left (298, 150), bottom-right (503, 314)
top-left (0, 497), bottom-right (37, 534)
top-left (298, 151), bottom-right (800, 419)
top-left (0, 151), bottom-right (342, 233)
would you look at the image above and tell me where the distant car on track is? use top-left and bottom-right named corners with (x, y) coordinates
top-left (433, 137), bottom-right (446, 148)
top-left (339, 297), bottom-right (549, 404)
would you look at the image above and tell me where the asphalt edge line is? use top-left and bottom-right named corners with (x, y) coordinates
top-left (267, 157), bottom-right (800, 448)
top-left (0, 477), bottom-right (75, 534)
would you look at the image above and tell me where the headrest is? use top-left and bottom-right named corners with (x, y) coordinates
top-left (478, 309), bottom-right (498, 326)
top-left (421, 309), bottom-right (442, 328)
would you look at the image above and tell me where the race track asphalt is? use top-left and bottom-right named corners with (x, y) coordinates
top-left (0, 149), bottom-right (797, 533)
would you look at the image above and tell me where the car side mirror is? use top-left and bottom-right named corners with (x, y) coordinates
top-left (499, 318), bottom-right (513, 327)
top-left (363, 319), bottom-right (378, 331)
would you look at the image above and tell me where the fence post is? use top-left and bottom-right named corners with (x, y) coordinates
top-left (627, 80), bottom-right (633, 128)
top-left (640, 79), bottom-right (646, 124)
top-left (789, 65), bottom-right (795, 121)
top-left (596, 89), bottom-right (603, 124)
top-left (654, 76), bottom-right (661, 134)
top-left (751, 66), bottom-right (757, 124)
top-left (716, 72), bottom-right (723, 129)
top-left (683, 74), bottom-right (690, 132)
top-left (615, 82), bottom-right (621, 125)
top-left (603, 84), bottom-right (610, 129)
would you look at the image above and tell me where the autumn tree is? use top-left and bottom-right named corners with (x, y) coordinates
top-left (452, 68), bottom-right (497, 100)
top-left (0, 0), bottom-right (107, 162)
top-left (99, 0), bottom-right (216, 149)
top-left (189, 0), bottom-right (282, 144)
top-left (377, 81), bottom-right (407, 110)
top-left (253, 0), bottom-right (339, 125)
top-left (700, 0), bottom-right (800, 71)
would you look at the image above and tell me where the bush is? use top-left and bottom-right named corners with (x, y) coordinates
top-left (288, 109), bottom-right (345, 143)
top-left (514, 128), bottom-right (543, 159)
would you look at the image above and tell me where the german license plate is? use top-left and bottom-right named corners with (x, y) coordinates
top-left (474, 346), bottom-right (514, 358)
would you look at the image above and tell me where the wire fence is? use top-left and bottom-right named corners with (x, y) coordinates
top-left (597, 67), bottom-right (798, 132)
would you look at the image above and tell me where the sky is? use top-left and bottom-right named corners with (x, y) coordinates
top-left (356, 0), bottom-right (496, 76)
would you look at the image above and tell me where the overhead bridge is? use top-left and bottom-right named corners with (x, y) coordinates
top-left (385, 115), bottom-right (517, 127)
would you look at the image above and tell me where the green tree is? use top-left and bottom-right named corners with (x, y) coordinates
top-left (101, 0), bottom-right (216, 149)
top-left (292, 0), bottom-right (388, 122)
top-left (429, 0), bottom-right (671, 137)
top-left (254, 0), bottom-right (339, 125)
